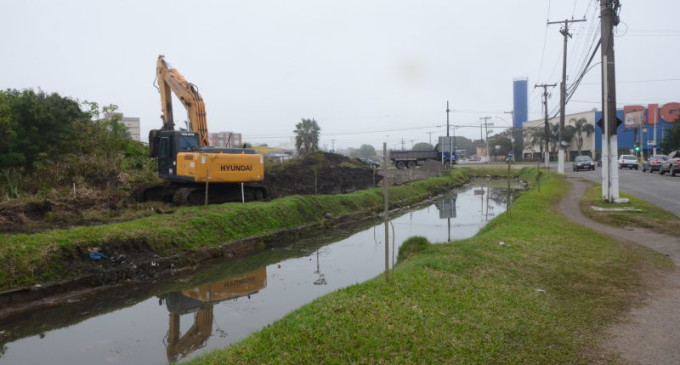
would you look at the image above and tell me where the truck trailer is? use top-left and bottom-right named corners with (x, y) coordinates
top-left (389, 144), bottom-right (456, 169)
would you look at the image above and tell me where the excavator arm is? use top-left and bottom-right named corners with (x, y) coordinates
top-left (156, 55), bottom-right (210, 147)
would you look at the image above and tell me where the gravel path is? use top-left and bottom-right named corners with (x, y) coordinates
top-left (559, 177), bottom-right (680, 365)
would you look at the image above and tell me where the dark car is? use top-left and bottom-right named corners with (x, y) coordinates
top-left (358, 158), bottom-right (380, 168)
top-left (659, 150), bottom-right (680, 176)
top-left (642, 155), bottom-right (668, 173)
top-left (618, 154), bottom-right (639, 170)
top-left (572, 155), bottom-right (595, 171)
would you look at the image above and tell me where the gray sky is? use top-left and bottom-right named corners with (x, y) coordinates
top-left (2, 0), bottom-right (679, 151)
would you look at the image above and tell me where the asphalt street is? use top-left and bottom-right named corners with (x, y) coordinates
top-left (563, 164), bottom-right (680, 217)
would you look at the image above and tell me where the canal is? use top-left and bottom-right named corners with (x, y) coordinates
top-left (0, 183), bottom-right (519, 364)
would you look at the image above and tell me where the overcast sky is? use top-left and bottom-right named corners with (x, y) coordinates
top-left (2, 0), bottom-right (679, 150)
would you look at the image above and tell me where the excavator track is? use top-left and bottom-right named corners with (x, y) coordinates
top-left (133, 183), bottom-right (267, 206)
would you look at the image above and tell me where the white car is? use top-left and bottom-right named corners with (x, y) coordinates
top-left (618, 155), bottom-right (639, 170)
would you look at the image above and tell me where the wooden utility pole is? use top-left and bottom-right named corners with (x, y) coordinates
top-left (383, 142), bottom-right (390, 283)
top-left (548, 17), bottom-right (586, 173)
top-left (600, 0), bottom-right (621, 202)
top-left (534, 83), bottom-right (556, 167)
top-left (480, 116), bottom-right (492, 161)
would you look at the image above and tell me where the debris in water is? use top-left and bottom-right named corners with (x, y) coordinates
top-left (313, 274), bottom-right (327, 285)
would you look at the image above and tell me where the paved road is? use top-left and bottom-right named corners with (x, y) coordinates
top-left (561, 165), bottom-right (680, 217)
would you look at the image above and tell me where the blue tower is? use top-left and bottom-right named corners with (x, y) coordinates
top-left (513, 79), bottom-right (528, 127)
top-left (512, 79), bottom-right (528, 159)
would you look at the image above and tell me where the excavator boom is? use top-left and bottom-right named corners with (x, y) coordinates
top-left (156, 55), bottom-right (209, 146)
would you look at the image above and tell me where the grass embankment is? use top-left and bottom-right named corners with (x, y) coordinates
top-left (187, 169), bottom-right (670, 364)
top-left (0, 168), bottom-right (472, 291)
top-left (580, 183), bottom-right (680, 237)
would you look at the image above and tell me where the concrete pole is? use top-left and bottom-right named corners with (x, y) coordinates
top-left (601, 0), bottom-right (621, 202)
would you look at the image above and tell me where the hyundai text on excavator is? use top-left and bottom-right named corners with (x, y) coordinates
top-left (134, 55), bottom-right (266, 205)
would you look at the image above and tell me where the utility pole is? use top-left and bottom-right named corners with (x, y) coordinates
top-left (446, 101), bottom-right (451, 137)
top-left (534, 83), bottom-right (557, 167)
top-left (600, 0), bottom-right (621, 202)
top-left (548, 17), bottom-right (586, 174)
top-left (504, 110), bottom-right (519, 161)
top-left (331, 139), bottom-right (335, 152)
top-left (427, 132), bottom-right (433, 146)
top-left (481, 116), bottom-right (492, 162)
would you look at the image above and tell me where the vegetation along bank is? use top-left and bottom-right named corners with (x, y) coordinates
top-left (185, 169), bottom-right (671, 364)
top-left (0, 168), bottom-right (485, 295)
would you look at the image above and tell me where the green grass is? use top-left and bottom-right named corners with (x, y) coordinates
top-left (186, 169), bottom-right (670, 364)
top-left (0, 169), bottom-right (475, 291)
top-left (580, 183), bottom-right (680, 237)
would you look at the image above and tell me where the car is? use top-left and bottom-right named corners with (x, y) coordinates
top-left (659, 150), bottom-right (680, 176)
top-left (641, 155), bottom-right (668, 173)
top-left (572, 155), bottom-right (595, 171)
top-left (618, 154), bottom-right (639, 170)
top-left (357, 158), bottom-right (380, 168)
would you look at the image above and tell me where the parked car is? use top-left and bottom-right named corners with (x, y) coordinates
top-left (659, 150), bottom-right (680, 176)
top-left (572, 155), bottom-right (595, 171)
top-left (641, 155), bottom-right (668, 173)
top-left (357, 158), bottom-right (380, 168)
top-left (617, 154), bottom-right (639, 170)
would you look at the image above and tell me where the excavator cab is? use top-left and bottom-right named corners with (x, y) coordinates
top-left (149, 129), bottom-right (200, 181)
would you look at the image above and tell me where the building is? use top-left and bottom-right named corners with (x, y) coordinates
top-left (209, 131), bottom-right (242, 147)
top-left (522, 102), bottom-right (680, 160)
top-left (104, 113), bottom-right (141, 141)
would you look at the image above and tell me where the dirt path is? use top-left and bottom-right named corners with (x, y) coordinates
top-left (558, 177), bottom-right (680, 365)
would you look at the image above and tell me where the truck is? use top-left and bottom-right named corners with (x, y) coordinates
top-left (133, 55), bottom-right (266, 205)
top-left (389, 144), bottom-right (456, 169)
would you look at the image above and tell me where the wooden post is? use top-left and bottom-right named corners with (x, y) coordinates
top-left (383, 143), bottom-right (390, 283)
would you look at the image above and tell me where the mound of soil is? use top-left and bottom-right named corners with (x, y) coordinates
top-left (0, 189), bottom-right (135, 234)
top-left (262, 152), bottom-right (382, 199)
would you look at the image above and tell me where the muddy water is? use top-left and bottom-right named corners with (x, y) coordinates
top-left (0, 184), bottom-right (519, 364)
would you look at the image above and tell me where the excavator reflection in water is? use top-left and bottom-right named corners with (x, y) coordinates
top-left (160, 267), bottom-right (267, 363)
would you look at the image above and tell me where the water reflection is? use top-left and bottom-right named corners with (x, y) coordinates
top-left (162, 268), bottom-right (267, 363)
top-left (0, 184), bottom-right (521, 365)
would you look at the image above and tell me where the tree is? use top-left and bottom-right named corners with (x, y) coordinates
top-left (570, 118), bottom-right (595, 155)
top-left (0, 89), bottom-right (88, 169)
top-left (549, 123), bottom-right (560, 153)
top-left (524, 126), bottom-right (546, 158)
top-left (356, 144), bottom-right (376, 159)
top-left (294, 118), bottom-right (320, 155)
top-left (412, 142), bottom-right (433, 151)
top-left (487, 129), bottom-right (513, 157)
top-left (660, 120), bottom-right (680, 153)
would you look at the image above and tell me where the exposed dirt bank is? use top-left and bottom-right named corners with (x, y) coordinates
top-left (0, 165), bottom-right (464, 318)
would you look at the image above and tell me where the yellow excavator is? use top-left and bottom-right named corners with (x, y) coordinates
top-left (135, 55), bottom-right (266, 205)
top-left (162, 267), bottom-right (267, 363)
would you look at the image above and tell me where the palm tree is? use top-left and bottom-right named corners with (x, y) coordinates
top-left (523, 127), bottom-right (545, 160)
top-left (549, 123), bottom-right (560, 153)
top-left (570, 118), bottom-right (595, 155)
top-left (294, 118), bottom-right (320, 155)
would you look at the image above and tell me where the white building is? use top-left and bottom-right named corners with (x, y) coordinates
top-left (209, 131), bottom-right (242, 147)
top-left (104, 113), bottom-right (141, 141)
top-left (522, 109), bottom-right (597, 161)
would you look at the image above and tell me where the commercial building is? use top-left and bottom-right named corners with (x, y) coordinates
top-left (522, 102), bottom-right (679, 160)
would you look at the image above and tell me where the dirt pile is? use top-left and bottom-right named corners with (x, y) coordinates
top-left (0, 189), bottom-right (136, 234)
top-left (262, 152), bottom-right (382, 198)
